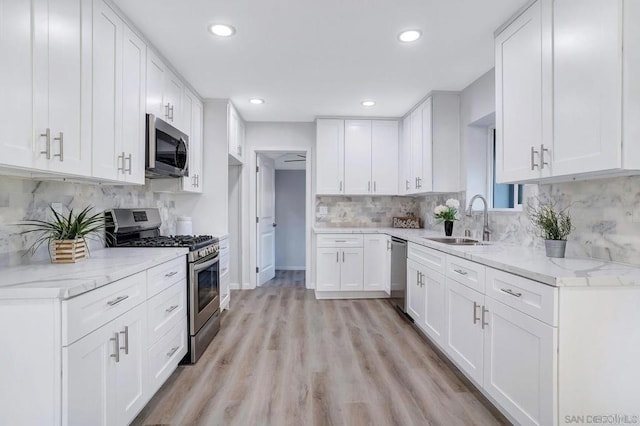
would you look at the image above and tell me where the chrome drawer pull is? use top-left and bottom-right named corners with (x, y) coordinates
top-left (107, 295), bottom-right (129, 306)
top-left (482, 306), bottom-right (489, 329)
top-left (453, 269), bottom-right (468, 276)
top-left (165, 304), bottom-right (179, 313)
top-left (166, 346), bottom-right (179, 358)
top-left (500, 288), bottom-right (522, 298)
top-left (53, 132), bottom-right (64, 161)
top-left (119, 326), bottom-right (129, 355)
top-left (473, 301), bottom-right (480, 324)
top-left (110, 333), bottom-right (120, 363)
top-left (40, 128), bottom-right (51, 159)
top-left (334, 240), bottom-right (347, 243)
top-left (165, 271), bottom-right (178, 278)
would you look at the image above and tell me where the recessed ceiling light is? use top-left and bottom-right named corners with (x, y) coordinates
top-left (398, 29), bottom-right (422, 43)
top-left (249, 98), bottom-right (265, 105)
top-left (209, 24), bottom-right (236, 37)
top-left (361, 100), bottom-right (376, 107)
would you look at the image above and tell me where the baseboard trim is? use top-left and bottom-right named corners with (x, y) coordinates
top-left (314, 290), bottom-right (390, 300)
top-left (275, 266), bottom-right (306, 271)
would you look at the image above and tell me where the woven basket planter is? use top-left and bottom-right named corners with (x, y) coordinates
top-left (52, 238), bottom-right (87, 263)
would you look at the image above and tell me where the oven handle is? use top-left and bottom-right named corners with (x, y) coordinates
top-left (193, 255), bottom-right (219, 272)
top-left (179, 137), bottom-right (189, 176)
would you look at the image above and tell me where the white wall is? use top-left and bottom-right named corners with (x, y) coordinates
top-left (242, 122), bottom-right (315, 289)
top-left (275, 170), bottom-right (306, 270)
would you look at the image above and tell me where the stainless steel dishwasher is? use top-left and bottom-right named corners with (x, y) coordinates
top-left (390, 237), bottom-right (408, 315)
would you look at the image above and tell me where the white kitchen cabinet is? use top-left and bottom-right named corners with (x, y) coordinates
top-left (146, 50), bottom-right (183, 129)
top-left (181, 89), bottom-right (204, 193)
top-left (363, 234), bottom-right (391, 294)
top-left (398, 115), bottom-right (412, 194)
top-left (444, 278), bottom-right (485, 385)
top-left (316, 119), bottom-right (345, 194)
top-left (406, 259), bottom-right (425, 324)
top-left (164, 70), bottom-right (183, 129)
top-left (483, 297), bottom-right (556, 426)
top-left (422, 267), bottom-right (446, 346)
top-left (220, 237), bottom-right (230, 310)
top-left (344, 120), bottom-right (373, 194)
top-left (228, 103), bottom-right (245, 165)
top-left (371, 121), bottom-right (399, 195)
top-left (340, 248), bottom-right (364, 291)
top-left (92, 0), bottom-right (146, 184)
top-left (316, 247), bottom-right (342, 291)
top-left (409, 104), bottom-right (424, 193)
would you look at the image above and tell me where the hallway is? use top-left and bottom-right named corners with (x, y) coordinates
top-left (262, 269), bottom-right (306, 288)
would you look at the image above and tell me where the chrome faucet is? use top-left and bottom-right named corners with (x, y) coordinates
top-left (466, 194), bottom-right (492, 241)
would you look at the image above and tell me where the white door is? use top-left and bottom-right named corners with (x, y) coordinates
top-left (344, 120), bottom-right (372, 194)
top-left (0, 0), bottom-right (36, 168)
top-left (410, 106), bottom-right (423, 192)
top-left (340, 248), bottom-right (364, 291)
top-left (63, 322), bottom-right (115, 426)
top-left (257, 154), bottom-right (276, 285)
top-left (399, 116), bottom-right (412, 194)
top-left (483, 298), bottom-right (556, 426)
top-left (164, 70), bottom-right (183, 128)
top-left (495, 0), bottom-right (548, 183)
top-left (316, 248), bottom-right (341, 291)
top-left (121, 25), bottom-right (146, 184)
top-left (146, 50), bottom-right (166, 119)
top-left (551, 0), bottom-right (622, 177)
top-left (420, 98), bottom-right (433, 192)
top-left (91, 0), bottom-right (123, 181)
top-left (406, 259), bottom-right (425, 323)
top-left (114, 304), bottom-right (147, 426)
top-left (315, 119), bottom-right (345, 194)
top-left (444, 278), bottom-right (484, 384)
top-left (371, 121), bottom-right (399, 195)
top-left (423, 267), bottom-right (446, 346)
top-left (363, 234), bottom-right (390, 294)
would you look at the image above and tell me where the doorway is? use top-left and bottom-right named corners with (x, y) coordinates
top-left (256, 151), bottom-right (307, 287)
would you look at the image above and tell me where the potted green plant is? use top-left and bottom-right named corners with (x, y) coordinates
top-left (434, 198), bottom-right (460, 236)
top-left (21, 206), bottom-right (107, 263)
top-left (528, 200), bottom-right (573, 258)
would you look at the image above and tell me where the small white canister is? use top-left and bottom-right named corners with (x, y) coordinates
top-left (176, 216), bottom-right (193, 235)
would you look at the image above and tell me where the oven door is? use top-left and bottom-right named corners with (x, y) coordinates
top-left (189, 254), bottom-right (220, 334)
top-left (146, 114), bottom-right (189, 177)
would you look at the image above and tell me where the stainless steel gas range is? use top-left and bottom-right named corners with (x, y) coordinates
top-left (106, 208), bottom-right (220, 364)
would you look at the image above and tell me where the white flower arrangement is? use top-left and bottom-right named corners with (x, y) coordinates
top-left (434, 198), bottom-right (460, 223)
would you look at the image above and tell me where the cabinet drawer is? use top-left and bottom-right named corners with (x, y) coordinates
top-left (219, 238), bottom-right (230, 256)
top-left (408, 243), bottom-right (446, 274)
top-left (147, 256), bottom-right (186, 298)
top-left (220, 253), bottom-right (230, 278)
top-left (485, 268), bottom-right (558, 326)
top-left (316, 234), bottom-right (363, 247)
top-left (63, 272), bottom-right (146, 345)
top-left (148, 317), bottom-right (187, 396)
top-left (147, 281), bottom-right (187, 345)
top-left (446, 255), bottom-right (486, 292)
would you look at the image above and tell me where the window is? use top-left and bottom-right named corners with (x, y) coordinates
top-left (487, 127), bottom-right (523, 210)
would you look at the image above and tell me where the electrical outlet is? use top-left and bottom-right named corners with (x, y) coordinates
top-left (318, 206), bottom-right (328, 216)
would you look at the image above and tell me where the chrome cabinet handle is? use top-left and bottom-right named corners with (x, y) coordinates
top-left (169, 105), bottom-right (175, 121)
top-left (540, 144), bottom-right (550, 169)
top-left (125, 153), bottom-right (132, 174)
top-left (107, 295), bottom-right (129, 306)
top-left (117, 152), bottom-right (125, 172)
top-left (40, 128), bottom-right (51, 159)
top-left (368, 181), bottom-right (371, 192)
top-left (53, 132), bottom-right (63, 161)
top-left (482, 306), bottom-right (489, 329)
top-left (166, 304), bottom-right (179, 313)
top-left (342, 252), bottom-right (345, 263)
top-left (473, 302), bottom-right (480, 324)
top-left (415, 177), bottom-right (419, 189)
top-left (373, 181), bottom-right (376, 192)
top-left (500, 288), bottom-right (522, 298)
top-left (416, 177), bottom-right (422, 189)
top-left (196, 174), bottom-right (199, 188)
top-left (237, 145), bottom-right (242, 156)
top-left (119, 326), bottom-right (129, 355)
top-left (336, 251), bottom-right (339, 263)
top-left (416, 270), bottom-right (420, 287)
top-left (531, 146), bottom-right (539, 170)
top-left (405, 180), bottom-right (409, 191)
top-left (453, 269), bottom-right (468, 276)
top-left (165, 271), bottom-right (178, 278)
top-left (165, 103), bottom-right (171, 120)
top-left (110, 332), bottom-right (120, 363)
top-left (334, 240), bottom-right (347, 243)
top-left (339, 181), bottom-right (343, 192)
top-left (166, 346), bottom-right (179, 358)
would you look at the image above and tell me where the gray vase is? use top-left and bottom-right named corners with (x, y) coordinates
top-left (545, 240), bottom-right (567, 258)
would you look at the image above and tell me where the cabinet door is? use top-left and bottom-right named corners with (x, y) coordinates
top-left (122, 25), bottom-right (146, 184)
top-left (444, 278), bottom-right (484, 384)
top-left (406, 259), bottom-right (425, 324)
top-left (182, 93), bottom-right (203, 193)
top-left (91, 0), bottom-right (123, 181)
top-left (181, 90), bottom-right (195, 191)
top-left (495, 0), bottom-right (549, 183)
top-left (420, 98), bottom-right (434, 192)
top-left (228, 104), bottom-right (240, 160)
top-left (344, 120), bottom-right (372, 194)
top-left (63, 321), bottom-right (116, 426)
top-left (237, 118), bottom-right (245, 159)
top-left (315, 119), bottom-right (345, 194)
top-left (363, 234), bottom-right (390, 294)
top-left (316, 248), bottom-right (341, 291)
top-left (0, 0), bottom-right (36, 168)
top-left (398, 116), bottom-right (412, 194)
top-left (340, 248), bottom-right (364, 291)
top-left (114, 303), bottom-right (147, 426)
top-left (164, 70), bottom-right (183, 128)
top-left (410, 106), bottom-right (423, 192)
top-left (551, 0), bottom-right (622, 177)
top-left (483, 298), bottom-right (556, 426)
top-left (146, 50), bottom-right (166, 120)
top-left (371, 121), bottom-right (399, 195)
top-left (423, 267), bottom-right (446, 347)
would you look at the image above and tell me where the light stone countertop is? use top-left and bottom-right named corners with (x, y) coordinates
top-left (0, 247), bottom-right (188, 300)
top-left (314, 227), bottom-right (640, 288)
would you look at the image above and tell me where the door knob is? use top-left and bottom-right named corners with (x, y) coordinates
top-left (272, 223), bottom-right (277, 227)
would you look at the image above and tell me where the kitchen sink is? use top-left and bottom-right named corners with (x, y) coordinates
top-left (424, 237), bottom-right (486, 246)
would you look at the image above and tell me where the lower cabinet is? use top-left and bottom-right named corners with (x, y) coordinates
top-left (363, 234), bottom-right (391, 292)
top-left (421, 267), bottom-right (446, 346)
top-left (316, 247), bottom-right (363, 291)
top-left (406, 259), bottom-right (425, 323)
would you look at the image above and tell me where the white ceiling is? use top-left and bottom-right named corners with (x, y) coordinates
top-left (113, 0), bottom-right (528, 122)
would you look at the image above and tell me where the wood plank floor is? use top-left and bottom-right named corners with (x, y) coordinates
top-left (132, 272), bottom-right (508, 426)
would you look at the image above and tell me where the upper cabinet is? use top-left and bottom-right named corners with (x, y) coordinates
top-left (316, 119), bottom-right (399, 195)
top-left (146, 50), bottom-right (184, 131)
top-left (496, 0), bottom-right (640, 183)
top-left (228, 103), bottom-right (245, 165)
top-left (181, 89), bottom-right (204, 193)
top-left (400, 93), bottom-right (461, 195)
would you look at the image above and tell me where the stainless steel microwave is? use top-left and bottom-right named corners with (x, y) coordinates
top-left (146, 114), bottom-right (189, 178)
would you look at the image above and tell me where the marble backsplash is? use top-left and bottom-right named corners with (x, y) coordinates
top-left (316, 176), bottom-right (640, 266)
top-left (0, 176), bottom-right (181, 266)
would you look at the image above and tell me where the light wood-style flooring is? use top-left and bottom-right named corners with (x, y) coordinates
top-left (132, 272), bottom-right (507, 426)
